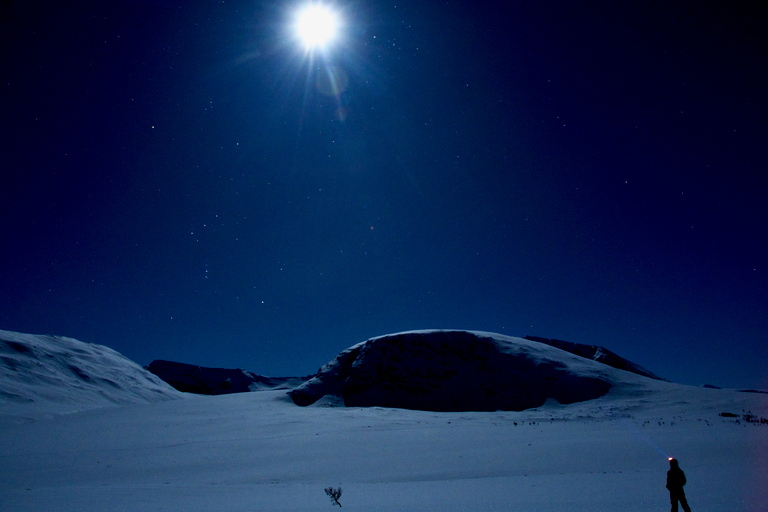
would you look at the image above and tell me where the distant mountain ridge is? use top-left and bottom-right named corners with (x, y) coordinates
top-left (146, 360), bottom-right (307, 395)
top-left (523, 335), bottom-right (667, 381)
top-left (146, 332), bottom-right (666, 401)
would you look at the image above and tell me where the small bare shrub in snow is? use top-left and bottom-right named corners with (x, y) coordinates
top-left (720, 410), bottom-right (768, 425)
top-left (325, 486), bottom-right (342, 507)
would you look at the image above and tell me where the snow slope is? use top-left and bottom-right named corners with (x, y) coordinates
top-left (0, 329), bottom-right (183, 424)
top-left (523, 335), bottom-right (667, 380)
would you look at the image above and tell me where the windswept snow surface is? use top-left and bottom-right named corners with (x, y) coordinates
top-left (0, 381), bottom-right (766, 510)
top-left (0, 329), bottom-right (183, 425)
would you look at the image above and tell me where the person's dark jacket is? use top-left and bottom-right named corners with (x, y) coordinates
top-left (666, 466), bottom-right (687, 491)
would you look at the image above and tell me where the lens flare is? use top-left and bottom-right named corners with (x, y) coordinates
top-left (295, 4), bottom-right (339, 50)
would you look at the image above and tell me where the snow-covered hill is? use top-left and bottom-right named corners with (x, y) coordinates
top-left (289, 330), bottom-right (662, 411)
top-left (0, 329), bottom-right (182, 424)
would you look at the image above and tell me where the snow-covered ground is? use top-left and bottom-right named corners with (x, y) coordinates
top-left (1, 330), bottom-right (766, 511)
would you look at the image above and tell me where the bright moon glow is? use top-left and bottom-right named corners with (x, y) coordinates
top-left (295, 4), bottom-right (339, 50)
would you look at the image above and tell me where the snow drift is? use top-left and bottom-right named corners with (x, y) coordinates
top-left (288, 330), bottom-right (643, 411)
top-left (0, 329), bottom-right (182, 421)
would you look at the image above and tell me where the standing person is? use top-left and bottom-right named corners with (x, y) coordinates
top-left (666, 458), bottom-right (692, 512)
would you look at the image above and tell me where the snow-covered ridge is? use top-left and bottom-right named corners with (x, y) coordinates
top-left (0, 329), bottom-right (182, 422)
top-left (289, 330), bottom-right (661, 411)
top-left (523, 335), bottom-right (667, 380)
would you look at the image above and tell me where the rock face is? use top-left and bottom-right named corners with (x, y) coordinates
top-left (289, 331), bottom-right (614, 411)
top-left (146, 360), bottom-right (306, 395)
top-left (523, 336), bottom-right (667, 381)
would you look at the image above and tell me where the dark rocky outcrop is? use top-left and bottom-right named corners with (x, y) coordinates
top-left (146, 360), bottom-right (306, 395)
top-left (289, 331), bottom-right (613, 411)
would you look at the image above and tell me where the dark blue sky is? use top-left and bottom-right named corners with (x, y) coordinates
top-left (2, 0), bottom-right (766, 389)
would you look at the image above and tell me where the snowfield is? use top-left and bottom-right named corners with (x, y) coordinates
top-left (0, 329), bottom-right (766, 511)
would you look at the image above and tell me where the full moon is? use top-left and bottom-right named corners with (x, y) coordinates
top-left (295, 4), bottom-right (340, 50)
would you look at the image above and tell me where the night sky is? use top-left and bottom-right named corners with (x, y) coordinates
top-left (2, 1), bottom-right (766, 389)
